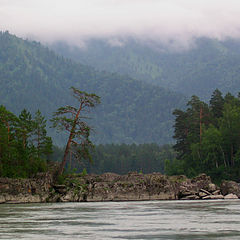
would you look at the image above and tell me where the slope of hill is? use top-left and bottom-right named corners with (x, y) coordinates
top-left (0, 31), bottom-right (186, 145)
top-left (51, 38), bottom-right (240, 100)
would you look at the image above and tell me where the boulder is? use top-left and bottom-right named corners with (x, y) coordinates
top-left (224, 193), bottom-right (239, 199)
top-left (212, 190), bottom-right (221, 195)
top-left (199, 189), bottom-right (211, 195)
top-left (191, 174), bottom-right (212, 189)
top-left (207, 183), bottom-right (217, 193)
top-left (181, 194), bottom-right (200, 200)
top-left (202, 194), bottom-right (224, 200)
top-left (0, 195), bottom-right (6, 203)
top-left (220, 181), bottom-right (240, 197)
top-left (179, 189), bottom-right (198, 198)
top-left (60, 191), bottom-right (80, 202)
top-left (199, 191), bottom-right (208, 198)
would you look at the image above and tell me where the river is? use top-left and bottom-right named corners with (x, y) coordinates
top-left (1, 200), bottom-right (240, 239)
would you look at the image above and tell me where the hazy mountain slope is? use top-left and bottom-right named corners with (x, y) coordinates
top-left (52, 38), bottom-right (240, 99)
top-left (0, 31), bottom-right (186, 145)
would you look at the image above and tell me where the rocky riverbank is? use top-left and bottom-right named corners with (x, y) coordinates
top-left (0, 172), bottom-right (239, 204)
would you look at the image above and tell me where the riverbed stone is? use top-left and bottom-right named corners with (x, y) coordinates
top-left (207, 183), bottom-right (217, 193)
top-left (181, 194), bottom-right (200, 200)
top-left (199, 189), bottom-right (211, 195)
top-left (199, 191), bottom-right (208, 198)
top-left (0, 195), bottom-right (6, 203)
top-left (221, 181), bottom-right (240, 197)
top-left (212, 190), bottom-right (221, 195)
top-left (224, 193), bottom-right (239, 199)
top-left (202, 194), bottom-right (224, 200)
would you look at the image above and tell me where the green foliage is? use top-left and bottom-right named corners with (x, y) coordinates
top-left (164, 159), bottom-right (185, 176)
top-left (170, 89), bottom-right (240, 182)
top-left (210, 89), bottom-right (224, 120)
top-left (0, 31), bottom-right (186, 145)
top-left (81, 168), bottom-right (88, 177)
top-left (32, 110), bottom-right (53, 159)
top-left (56, 174), bottom-right (66, 185)
top-left (0, 105), bottom-right (52, 178)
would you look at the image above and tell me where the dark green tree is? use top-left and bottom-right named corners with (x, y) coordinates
top-left (0, 106), bottom-right (19, 175)
top-left (219, 103), bottom-right (240, 167)
top-left (173, 109), bottom-right (189, 158)
top-left (173, 96), bottom-right (210, 160)
top-left (16, 109), bottom-right (33, 149)
top-left (32, 110), bottom-right (52, 158)
top-left (209, 89), bottom-right (224, 120)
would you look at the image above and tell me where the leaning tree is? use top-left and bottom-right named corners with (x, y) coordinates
top-left (51, 87), bottom-right (100, 175)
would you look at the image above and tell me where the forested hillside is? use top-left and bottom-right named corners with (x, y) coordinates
top-left (0, 31), bottom-right (186, 145)
top-left (52, 38), bottom-right (240, 99)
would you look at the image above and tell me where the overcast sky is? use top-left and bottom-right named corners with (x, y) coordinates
top-left (1, 0), bottom-right (240, 48)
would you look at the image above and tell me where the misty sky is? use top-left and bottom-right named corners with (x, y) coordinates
top-left (1, 0), bottom-right (240, 48)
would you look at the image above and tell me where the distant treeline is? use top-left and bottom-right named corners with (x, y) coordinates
top-left (166, 89), bottom-right (240, 182)
top-left (60, 143), bottom-right (176, 175)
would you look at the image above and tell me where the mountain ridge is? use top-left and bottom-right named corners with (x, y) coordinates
top-left (51, 37), bottom-right (240, 100)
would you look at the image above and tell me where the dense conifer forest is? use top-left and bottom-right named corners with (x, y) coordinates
top-left (0, 106), bottom-right (52, 177)
top-left (166, 89), bottom-right (240, 182)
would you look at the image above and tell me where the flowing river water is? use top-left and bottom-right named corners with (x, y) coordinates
top-left (1, 200), bottom-right (240, 240)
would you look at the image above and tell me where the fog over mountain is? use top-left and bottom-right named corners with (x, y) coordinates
top-left (2, 0), bottom-right (240, 49)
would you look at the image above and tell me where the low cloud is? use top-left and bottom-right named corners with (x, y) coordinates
top-left (1, 0), bottom-right (240, 48)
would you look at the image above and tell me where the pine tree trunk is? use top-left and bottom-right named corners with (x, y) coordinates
top-left (58, 103), bottom-right (83, 175)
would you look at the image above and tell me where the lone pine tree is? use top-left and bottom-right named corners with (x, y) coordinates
top-left (51, 87), bottom-right (100, 176)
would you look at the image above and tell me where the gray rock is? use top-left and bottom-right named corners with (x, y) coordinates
top-left (60, 191), bottom-right (79, 202)
top-left (199, 189), bottom-right (211, 195)
top-left (180, 189), bottom-right (197, 197)
top-left (202, 194), bottom-right (224, 200)
top-left (181, 195), bottom-right (200, 200)
top-left (208, 183), bottom-right (217, 192)
top-left (221, 180), bottom-right (240, 197)
top-left (212, 190), bottom-right (221, 195)
top-left (198, 191), bottom-right (208, 198)
top-left (224, 193), bottom-right (239, 199)
top-left (0, 195), bottom-right (6, 203)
